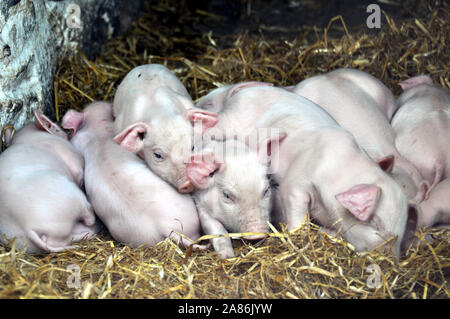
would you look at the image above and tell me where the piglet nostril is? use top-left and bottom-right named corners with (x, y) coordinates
top-left (178, 181), bottom-right (194, 193)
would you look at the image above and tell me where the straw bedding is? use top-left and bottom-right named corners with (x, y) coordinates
top-left (0, 0), bottom-right (449, 299)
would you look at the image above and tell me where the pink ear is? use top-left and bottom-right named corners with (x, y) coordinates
top-left (33, 110), bottom-right (67, 139)
top-left (227, 81), bottom-right (274, 99)
top-left (377, 155), bottom-right (395, 174)
top-left (186, 152), bottom-right (222, 189)
top-left (257, 132), bottom-right (287, 157)
top-left (418, 180), bottom-right (430, 202)
top-left (399, 75), bottom-right (433, 91)
top-left (113, 122), bottom-right (149, 153)
top-left (256, 131), bottom-right (287, 173)
top-left (184, 109), bottom-right (218, 132)
top-left (335, 184), bottom-right (381, 222)
top-left (62, 109), bottom-right (85, 138)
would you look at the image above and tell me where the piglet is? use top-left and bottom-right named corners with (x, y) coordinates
top-left (196, 81), bottom-right (274, 112)
top-left (418, 178), bottom-right (450, 228)
top-left (206, 86), bottom-right (419, 256)
top-left (0, 111), bottom-right (98, 253)
top-left (112, 64), bottom-right (219, 193)
top-left (391, 75), bottom-right (450, 196)
top-left (62, 101), bottom-right (204, 248)
top-left (291, 68), bottom-right (428, 203)
top-left (187, 134), bottom-right (284, 258)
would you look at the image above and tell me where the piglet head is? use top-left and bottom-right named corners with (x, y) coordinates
top-left (33, 110), bottom-right (68, 140)
top-left (114, 116), bottom-right (197, 193)
top-left (190, 139), bottom-right (273, 239)
top-left (335, 184), bottom-right (381, 222)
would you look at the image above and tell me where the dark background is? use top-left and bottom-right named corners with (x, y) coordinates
top-left (179, 0), bottom-right (448, 40)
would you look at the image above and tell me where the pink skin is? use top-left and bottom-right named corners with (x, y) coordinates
top-left (391, 75), bottom-right (450, 199)
top-left (196, 81), bottom-right (274, 113)
top-left (63, 102), bottom-right (204, 249)
top-left (290, 68), bottom-right (428, 203)
top-left (0, 111), bottom-right (98, 254)
top-left (112, 64), bottom-right (218, 194)
top-left (418, 178), bottom-right (450, 228)
top-left (205, 86), bottom-right (416, 256)
top-left (288, 68), bottom-right (399, 119)
top-left (187, 136), bottom-right (283, 259)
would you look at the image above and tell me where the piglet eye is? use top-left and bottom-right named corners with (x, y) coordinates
top-left (263, 187), bottom-right (271, 198)
top-left (153, 152), bottom-right (164, 162)
top-left (222, 191), bottom-right (234, 202)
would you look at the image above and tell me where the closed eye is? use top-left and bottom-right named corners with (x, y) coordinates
top-left (222, 191), bottom-right (235, 203)
top-left (153, 151), bottom-right (165, 161)
top-left (263, 187), bottom-right (271, 198)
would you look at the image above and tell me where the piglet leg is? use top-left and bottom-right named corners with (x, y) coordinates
top-left (197, 207), bottom-right (235, 259)
top-left (279, 181), bottom-right (316, 231)
top-left (27, 230), bottom-right (75, 253)
top-left (168, 232), bottom-right (212, 250)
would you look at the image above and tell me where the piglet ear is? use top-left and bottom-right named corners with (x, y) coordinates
top-left (62, 109), bottom-right (85, 138)
top-left (417, 180), bottom-right (430, 202)
top-left (227, 81), bottom-right (274, 99)
top-left (113, 122), bottom-right (150, 153)
top-left (399, 75), bottom-right (433, 91)
top-left (256, 131), bottom-right (287, 173)
top-left (377, 155), bottom-right (395, 174)
top-left (257, 132), bottom-right (287, 157)
top-left (184, 108), bottom-right (218, 133)
top-left (335, 184), bottom-right (381, 222)
top-left (33, 110), bottom-right (68, 139)
top-left (186, 152), bottom-right (222, 189)
top-left (1, 126), bottom-right (14, 147)
top-left (401, 201), bottom-right (421, 251)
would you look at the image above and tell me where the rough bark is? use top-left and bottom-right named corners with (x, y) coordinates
top-left (0, 0), bottom-right (142, 134)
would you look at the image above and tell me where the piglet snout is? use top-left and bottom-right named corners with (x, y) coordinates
top-left (244, 233), bottom-right (267, 240)
top-left (242, 222), bottom-right (269, 240)
top-left (178, 180), bottom-right (194, 193)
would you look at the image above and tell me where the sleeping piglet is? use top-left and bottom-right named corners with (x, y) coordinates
top-left (0, 111), bottom-right (98, 253)
top-left (62, 101), bottom-right (204, 249)
top-left (113, 64), bottom-right (219, 193)
top-left (187, 134), bottom-right (284, 258)
top-left (418, 178), bottom-right (450, 228)
top-left (204, 86), bottom-right (419, 256)
top-left (290, 68), bottom-right (428, 203)
top-left (391, 75), bottom-right (450, 196)
top-left (196, 81), bottom-right (274, 113)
